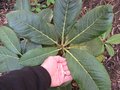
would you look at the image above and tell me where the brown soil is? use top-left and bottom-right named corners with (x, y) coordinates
top-left (0, 0), bottom-right (120, 90)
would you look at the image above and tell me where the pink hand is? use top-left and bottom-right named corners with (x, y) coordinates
top-left (41, 56), bottom-right (73, 87)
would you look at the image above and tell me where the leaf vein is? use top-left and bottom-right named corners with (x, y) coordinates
top-left (66, 12), bottom-right (104, 45)
top-left (65, 49), bottom-right (98, 88)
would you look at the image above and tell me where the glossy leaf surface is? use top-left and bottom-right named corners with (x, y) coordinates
top-left (20, 39), bottom-right (42, 54)
top-left (7, 10), bottom-right (58, 45)
top-left (20, 47), bottom-right (59, 66)
top-left (70, 38), bottom-right (104, 56)
top-left (67, 5), bottom-right (113, 45)
top-left (0, 46), bottom-right (22, 72)
top-left (0, 26), bottom-right (21, 55)
top-left (54, 0), bottom-right (82, 37)
top-left (65, 49), bottom-right (111, 90)
top-left (37, 8), bottom-right (53, 23)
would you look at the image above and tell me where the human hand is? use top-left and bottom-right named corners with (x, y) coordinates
top-left (41, 56), bottom-right (73, 87)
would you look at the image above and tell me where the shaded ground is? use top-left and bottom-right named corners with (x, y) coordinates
top-left (0, 0), bottom-right (14, 25)
top-left (0, 0), bottom-right (120, 90)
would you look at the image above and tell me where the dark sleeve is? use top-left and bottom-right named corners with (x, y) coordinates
top-left (0, 66), bottom-right (51, 90)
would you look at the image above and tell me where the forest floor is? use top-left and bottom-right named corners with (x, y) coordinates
top-left (0, 0), bottom-right (120, 90)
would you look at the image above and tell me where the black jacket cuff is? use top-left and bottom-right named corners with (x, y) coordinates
top-left (31, 66), bottom-right (51, 89)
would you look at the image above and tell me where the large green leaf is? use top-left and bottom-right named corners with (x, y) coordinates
top-left (70, 38), bottom-right (104, 56)
top-left (65, 49), bottom-right (111, 90)
top-left (20, 39), bottom-right (42, 54)
top-left (54, 0), bottom-right (82, 41)
top-left (0, 26), bottom-right (21, 55)
top-left (106, 34), bottom-right (120, 44)
top-left (37, 8), bottom-right (53, 23)
top-left (66, 5), bottom-right (113, 45)
top-left (20, 47), bottom-right (59, 66)
top-left (6, 10), bottom-right (58, 45)
top-left (15, 0), bottom-right (31, 10)
top-left (0, 46), bottom-right (23, 73)
top-left (83, 38), bottom-right (104, 56)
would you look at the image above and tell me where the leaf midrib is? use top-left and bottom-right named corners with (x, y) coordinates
top-left (66, 11), bottom-right (105, 45)
top-left (65, 49), bottom-right (99, 89)
top-left (61, 1), bottom-right (69, 45)
top-left (21, 49), bottom-right (60, 62)
top-left (14, 18), bottom-right (59, 46)
top-left (1, 30), bottom-right (21, 55)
